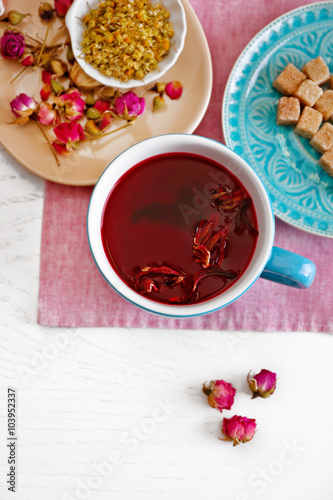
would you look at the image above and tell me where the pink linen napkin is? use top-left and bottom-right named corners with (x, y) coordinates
top-left (38, 0), bottom-right (333, 331)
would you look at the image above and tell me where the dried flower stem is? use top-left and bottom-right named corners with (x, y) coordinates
top-left (108, 110), bottom-right (118, 120)
top-left (98, 122), bottom-right (132, 138)
top-left (36, 22), bottom-right (50, 66)
top-left (25, 41), bottom-right (63, 50)
top-left (10, 66), bottom-right (28, 84)
top-left (33, 118), bottom-right (60, 166)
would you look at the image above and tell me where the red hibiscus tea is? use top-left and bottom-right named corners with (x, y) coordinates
top-left (101, 153), bottom-right (259, 305)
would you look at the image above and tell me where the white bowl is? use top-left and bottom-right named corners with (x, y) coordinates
top-left (65, 0), bottom-right (187, 89)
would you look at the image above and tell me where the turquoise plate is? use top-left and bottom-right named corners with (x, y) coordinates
top-left (222, 1), bottom-right (333, 238)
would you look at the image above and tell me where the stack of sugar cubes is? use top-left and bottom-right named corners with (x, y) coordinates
top-left (273, 56), bottom-right (333, 177)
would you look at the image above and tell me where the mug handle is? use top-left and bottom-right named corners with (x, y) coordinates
top-left (260, 246), bottom-right (316, 289)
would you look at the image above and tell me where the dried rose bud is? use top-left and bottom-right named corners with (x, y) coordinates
top-left (37, 102), bottom-right (58, 125)
top-left (38, 2), bottom-right (55, 20)
top-left (69, 62), bottom-right (101, 91)
top-left (52, 142), bottom-right (69, 155)
top-left (50, 59), bottom-right (67, 77)
top-left (85, 92), bottom-right (95, 107)
top-left (202, 379), bottom-right (236, 412)
top-left (85, 107), bottom-right (101, 120)
top-left (153, 95), bottom-right (165, 111)
top-left (84, 119), bottom-right (100, 137)
top-left (10, 93), bottom-right (37, 117)
top-left (151, 82), bottom-right (166, 94)
top-left (53, 121), bottom-right (85, 145)
top-left (94, 99), bottom-right (110, 113)
top-left (42, 70), bottom-right (52, 85)
top-left (54, 0), bottom-right (73, 17)
top-left (165, 80), bottom-right (183, 100)
top-left (58, 89), bottom-right (85, 121)
top-left (221, 415), bottom-right (257, 446)
top-left (66, 44), bottom-right (75, 63)
top-left (21, 53), bottom-right (34, 66)
top-left (40, 83), bottom-right (51, 101)
top-left (114, 91), bottom-right (145, 119)
top-left (247, 369), bottom-right (277, 399)
top-left (7, 10), bottom-right (29, 25)
top-left (97, 86), bottom-right (116, 100)
top-left (1, 30), bottom-right (25, 59)
top-left (99, 111), bottom-right (113, 130)
top-left (51, 79), bottom-right (64, 95)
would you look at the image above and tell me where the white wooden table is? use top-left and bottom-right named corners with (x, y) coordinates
top-left (1, 143), bottom-right (332, 500)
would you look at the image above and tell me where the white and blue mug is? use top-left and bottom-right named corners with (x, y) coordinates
top-left (87, 134), bottom-right (316, 317)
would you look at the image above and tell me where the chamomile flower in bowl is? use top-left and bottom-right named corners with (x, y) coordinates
top-left (65, 0), bottom-right (187, 89)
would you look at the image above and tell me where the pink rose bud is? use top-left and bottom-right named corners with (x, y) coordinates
top-left (247, 369), bottom-right (277, 399)
top-left (52, 141), bottom-right (69, 155)
top-left (42, 70), bottom-right (52, 85)
top-left (99, 111), bottom-right (113, 130)
top-left (221, 415), bottom-right (257, 446)
top-left (94, 99), bottom-right (110, 113)
top-left (10, 93), bottom-right (37, 117)
top-left (58, 89), bottom-right (85, 121)
top-left (202, 379), bottom-right (236, 412)
top-left (1, 30), bottom-right (25, 59)
top-left (40, 83), bottom-right (51, 101)
top-left (37, 102), bottom-right (58, 125)
top-left (114, 91), bottom-right (145, 119)
top-left (53, 121), bottom-right (85, 145)
top-left (54, 0), bottom-right (74, 17)
top-left (21, 53), bottom-right (34, 66)
top-left (165, 81), bottom-right (183, 100)
top-left (52, 121), bottom-right (83, 154)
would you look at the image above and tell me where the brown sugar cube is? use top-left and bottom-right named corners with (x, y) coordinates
top-left (276, 97), bottom-right (301, 125)
top-left (294, 106), bottom-right (323, 139)
top-left (314, 90), bottom-right (333, 121)
top-left (302, 56), bottom-right (330, 85)
top-left (319, 150), bottom-right (333, 176)
top-left (273, 63), bottom-right (306, 96)
top-left (293, 79), bottom-right (323, 107)
top-left (310, 123), bottom-right (333, 153)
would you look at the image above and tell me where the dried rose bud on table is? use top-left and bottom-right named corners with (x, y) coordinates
top-left (221, 415), bottom-right (257, 446)
top-left (202, 379), bottom-right (236, 412)
top-left (247, 369), bottom-right (277, 398)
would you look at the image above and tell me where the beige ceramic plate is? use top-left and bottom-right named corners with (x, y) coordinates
top-left (0, 0), bottom-right (212, 185)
